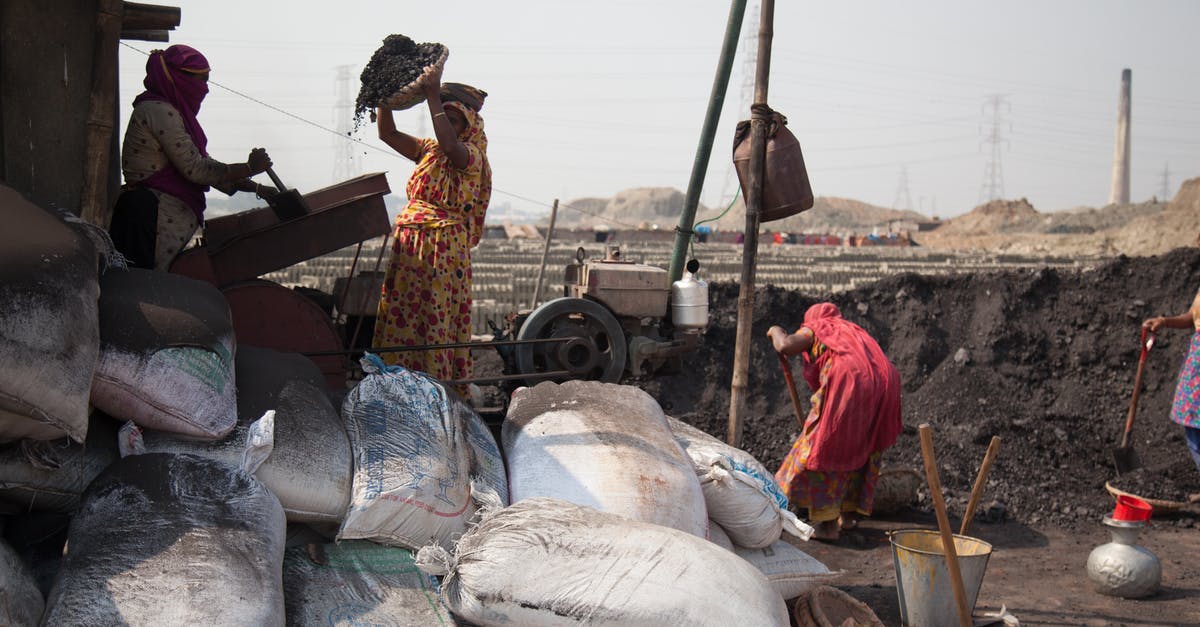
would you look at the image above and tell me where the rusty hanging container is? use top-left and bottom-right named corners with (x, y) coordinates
top-left (732, 107), bottom-right (814, 222)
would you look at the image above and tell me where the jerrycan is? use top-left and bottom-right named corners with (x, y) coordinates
top-left (732, 108), bottom-right (814, 222)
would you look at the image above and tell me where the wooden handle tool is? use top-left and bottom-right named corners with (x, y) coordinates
top-left (919, 423), bottom-right (973, 627)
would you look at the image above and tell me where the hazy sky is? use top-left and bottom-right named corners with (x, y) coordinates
top-left (117, 1), bottom-right (1200, 224)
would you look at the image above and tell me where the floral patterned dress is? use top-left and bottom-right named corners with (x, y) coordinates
top-left (372, 103), bottom-right (491, 390)
top-left (1170, 287), bottom-right (1200, 429)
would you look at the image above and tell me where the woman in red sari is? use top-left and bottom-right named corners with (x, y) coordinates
top-left (768, 303), bottom-right (902, 540)
top-left (372, 64), bottom-right (491, 392)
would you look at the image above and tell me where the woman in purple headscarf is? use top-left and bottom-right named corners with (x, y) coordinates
top-left (109, 44), bottom-right (275, 270)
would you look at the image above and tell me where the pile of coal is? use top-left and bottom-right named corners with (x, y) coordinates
top-left (354, 34), bottom-right (446, 128)
top-left (1108, 457), bottom-right (1200, 503)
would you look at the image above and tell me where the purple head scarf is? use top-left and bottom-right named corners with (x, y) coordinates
top-left (131, 45), bottom-right (212, 219)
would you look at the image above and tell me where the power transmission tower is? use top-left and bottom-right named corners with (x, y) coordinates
top-left (1159, 163), bottom-right (1171, 201)
top-left (332, 65), bottom-right (360, 182)
top-left (893, 165), bottom-right (913, 212)
top-left (979, 94), bottom-right (1010, 204)
top-left (717, 0), bottom-right (760, 210)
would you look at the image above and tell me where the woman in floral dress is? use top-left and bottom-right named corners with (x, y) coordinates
top-left (1143, 231), bottom-right (1200, 475)
top-left (372, 65), bottom-right (491, 391)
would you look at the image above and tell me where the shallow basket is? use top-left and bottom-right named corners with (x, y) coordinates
top-left (793, 585), bottom-right (884, 627)
top-left (380, 46), bottom-right (450, 111)
top-left (1104, 481), bottom-right (1186, 515)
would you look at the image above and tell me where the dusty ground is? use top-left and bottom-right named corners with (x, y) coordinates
top-left (634, 245), bottom-right (1200, 625)
top-left (792, 512), bottom-right (1200, 626)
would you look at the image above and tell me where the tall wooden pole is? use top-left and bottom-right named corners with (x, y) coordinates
top-left (80, 0), bottom-right (124, 226)
top-left (728, 0), bottom-right (774, 447)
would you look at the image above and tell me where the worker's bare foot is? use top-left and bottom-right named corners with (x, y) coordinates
top-left (840, 512), bottom-right (861, 529)
top-left (812, 520), bottom-right (840, 541)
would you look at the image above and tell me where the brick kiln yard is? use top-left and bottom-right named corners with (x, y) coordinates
top-left (276, 179), bottom-right (1200, 624)
top-left (638, 251), bottom-right (1200, 625)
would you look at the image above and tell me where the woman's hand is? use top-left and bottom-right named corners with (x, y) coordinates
top-left (1143, 316), bottom-right (1166, 332)
top-left (421, 63), bottom-right (444, 99)
top-left (768, 325), bottom-right (814, 356)
top-left (247, 148), bottom-right (272, 174)
top-left (766, 325), bottom-right (789, 353)
top-left (255, 183), bottom-right (279, 200)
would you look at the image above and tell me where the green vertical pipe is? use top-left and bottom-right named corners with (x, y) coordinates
top-left (668, 0), bottom-right (749, 283)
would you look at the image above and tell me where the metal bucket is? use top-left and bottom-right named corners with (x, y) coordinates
top-left (890, 529), bottom-right (993, 626)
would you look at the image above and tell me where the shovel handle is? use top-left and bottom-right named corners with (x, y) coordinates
top-left (265, 167), bottom-right (287, 192)
top-left (919, 424), bottom-right (973, 627)
top-left (1121, 329), bottom-right (1155, 448)
top-left (960, 436), bottom-right (1001, 536)
top-left (779, 352), bottom-right (806, 432)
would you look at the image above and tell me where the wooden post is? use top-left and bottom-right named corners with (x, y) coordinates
top-left (728, 0), bottom-right (774, 447)
top-left (79, 0), bottom-right (124, 226)
top-left (531, 199), bottom-right (559, 309)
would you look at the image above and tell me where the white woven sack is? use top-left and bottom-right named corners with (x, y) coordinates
top-left (503, 380), bottom-right (707, 537)
top-left (41, 453), bottom-right (286, 626)
top-left (0, 415), bottom-right (119, 513)
top-left (0, 185), bottom-right (100, 443)
top-left (0, 536), bottom-right (43, 626)
top-left (449, 389), bottom-right (508, 508)
top-left (733, 540), bottom-right (841, 601)
top-left (90, 269), bottom-right (236, 440)
top-left (282, 540), bottom-right (453, 625)
top-left (668, 416), bottom-right (813, 546)
top-left (707, 518), bottom-right (736, 551)
top-left (338, 355), bottom-right (476, 551)
top-left (416, 497), bottom-right (789, 626)
top-left (138, 380), bottom-right (352, 524)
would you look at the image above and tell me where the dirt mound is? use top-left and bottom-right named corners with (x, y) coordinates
top-left (709, 196), bottom-right (926, 234)
top-left (642, 247), bottom-right (1200, 530)
top-left (559, 188), bottom-right (703, 229)
top-left (929, 198), bottom-right (1040, 235)
top-left (1107, 176), bottom-right (1200, 255)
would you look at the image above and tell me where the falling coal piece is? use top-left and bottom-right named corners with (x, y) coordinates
top-left (354, 34), bottom-right (447, 128)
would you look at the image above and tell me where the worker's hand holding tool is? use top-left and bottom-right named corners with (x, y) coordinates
top-left (766, 325), bottom-right (789, 353)
top-left (247, 147), bottom-right (273, 175)
top-left (255, 184), bottom-right (279, 200)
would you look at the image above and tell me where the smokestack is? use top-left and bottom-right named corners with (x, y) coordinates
top-left (1108, 68), bottom-right (1131, 205)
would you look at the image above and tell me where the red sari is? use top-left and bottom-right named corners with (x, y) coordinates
top-left (775, 303), bottom-right (902, 522)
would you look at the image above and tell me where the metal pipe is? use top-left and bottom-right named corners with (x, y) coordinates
top-left (531, 198), bottom-right (559, 309)
top-left (728, 0), bottom-right (774, 448)
top-left (668, 0), bottom-right (750, 283)
top-left (447, 369), bottom-right (572, 386)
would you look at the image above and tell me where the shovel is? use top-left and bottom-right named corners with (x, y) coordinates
top-left (779, 352), bottom-right (807, 432)
top-left (264, 166), bottom-right (310, 221)
top-left (1113, 328), bottom-right (1155, 475)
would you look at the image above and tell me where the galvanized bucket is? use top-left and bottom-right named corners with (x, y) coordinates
top-left (890, 529), bottom-right (993, 626)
